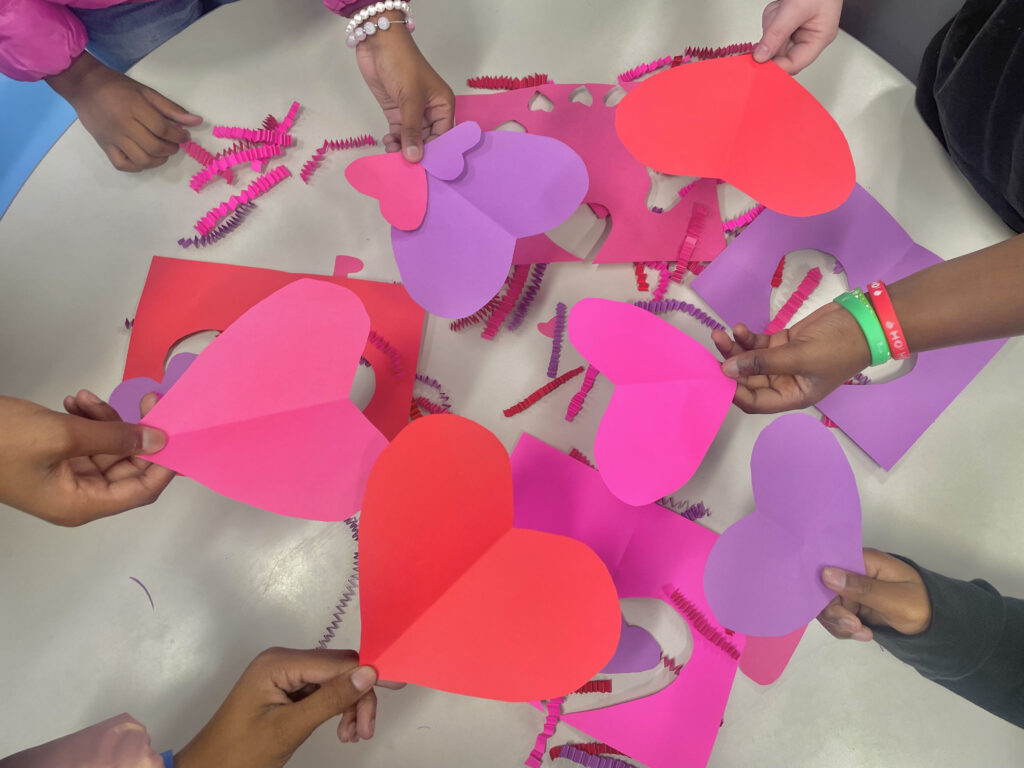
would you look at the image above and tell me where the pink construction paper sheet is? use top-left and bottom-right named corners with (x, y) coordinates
top-left (703, 414), bottom-right (863, 637)
top-left (691, 184), bottom-right (1007, 469)
top-left (141, 279), bottom-right (388, 521)
top-left (568, 299), bottom-right (736, 506)
top-left (347, 121), bottom-right (588, 318)
top-left (512, 434), bottom-right (743, 768)
top-left (457, 84), bottom-right (727, 267)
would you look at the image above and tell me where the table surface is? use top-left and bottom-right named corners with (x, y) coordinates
top-left (2, 0), bottom-right (1023, 766)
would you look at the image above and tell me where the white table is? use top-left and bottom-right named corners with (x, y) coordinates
top-left (2, 1), bottom-right (1022, 766)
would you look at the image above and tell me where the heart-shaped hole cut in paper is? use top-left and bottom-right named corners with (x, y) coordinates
top-left (358, 414), bottom-right (620, 701)
top-left (615, 55), bottom-right (855, 217)
top-left (567, 298), bottom-right (736, 506)
top-left (703, 413), bottom-right (864, 637)
top-left (345, 151), bottom-right (428, 231)
top-left (109, 352), bottom-right (196, 423)
top-left (141, 279), bottom-right (388, 521)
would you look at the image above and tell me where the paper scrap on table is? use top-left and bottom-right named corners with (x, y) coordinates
top-left (457, 84), bottom-right (728, 266)
top-left (567, 298), bottom-right (735, 506)
top-left (691, 184), bottom-right (1007, 469)
top-left (512, 434), bottom-right (744, 768)
top-left (704, 414), bottom-right (863, 637)
top-left (615, 55), bottom-right (855, 217)
top-left (141, 280), bottom-right (388, 522)
top-left (346, 121), bottom-right (588, 318)
top-left (123, 255), bottom-right (424, 441)
top-left (359, 415), bottom-right (620, 702)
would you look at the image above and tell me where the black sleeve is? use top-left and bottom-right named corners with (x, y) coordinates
top-left (871, 555), bottom-right (1024, 728)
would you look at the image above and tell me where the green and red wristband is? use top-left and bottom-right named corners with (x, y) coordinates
top-left (865, 280), bottom-right (911, 360)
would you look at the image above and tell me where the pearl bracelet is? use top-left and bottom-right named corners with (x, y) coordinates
top-left (345, 1), bottom-right (414, 48)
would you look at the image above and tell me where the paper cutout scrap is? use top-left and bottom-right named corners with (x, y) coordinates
top-left (123, 256), bottom-right (424, 441)
top-left (457, 85), bottom-right (728, 266)
top-left (512, 434), bottom-right (743, 768)
top-left (346, 121), bottom-right (588, 318)
top-left (703, 414), bottom-right (863, 637)
top-left (691, 185), bottom-right (1007, 469)
top-left (109, 352), bottom-right (196, 424)
top-left (739, 626), bottom-right (807, 685)
top-left (602, 616), bottom-right (665, 675)
top-left (358, 415), bottom-right (620, 701)
top-left (615, 55), bottom-right (855, 217)
top-left (140, 280), bottom-right (388, 521)
top-left (567, 299), bottom-right (735, 505)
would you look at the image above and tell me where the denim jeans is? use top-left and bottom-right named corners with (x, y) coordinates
top-left (71, 0), bottom-right (240, 72)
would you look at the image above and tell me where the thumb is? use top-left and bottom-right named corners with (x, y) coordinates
top-left (399, 94), bottom-right (425, 162)
top-left (822, 567), bottom-right (905, 617)
top-left (721, 344), bottom-right (804, 379)
top-left (142, 87), bottom-right (203, 126)
top-left (57, 413), bottom-right (167, 459)
top-left (754, 0), bottom-right (803, 63)
top-left (284, 666), bottom-right (378, 744)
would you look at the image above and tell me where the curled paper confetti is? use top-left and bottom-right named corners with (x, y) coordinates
top-left (555, 745), bottom-right (634, 768)
top-left (771, 255), bottom-right (787, 287)
top-left (618, 55), bottom-right (674, 83)
top-left (467, 73), bottom-right (550, 90)
top-left (568, 448), bottom-right (595, 467)
top-left (651, 261), bottom-right (671, 301)
top-left (300, 134), bottom-right (377, 183)
top-left (277, 101), bottom-right (301, 133)
top-left (685, 41), bottom-right (756, 59)
top-left (722, 203), bottom-right (766, 232)
top-left (524, 697), bottom-right (565, 768)
top-left (409, 400), bottom-right (424, 421)
top-left (633, 262), bottom-right (650, 292)
top-left (821, 414), bottom-right (839, 428)
top-left (547, 302), bottom-right (568, 378)
top-left (656, 497), bottom-right (711, 521)
top-left (413, 396), bottom-right (448, 415)
top-left (672, 203), bottom-right (710, 282)
top-left (449, 295), bottom-right (503, 331)
top-left (663, 585), bottom-right (741, 661)
top-left (633, 298), bottom-right (728, 332)
top-left (662, 654), bottom-right (686, 675)
top-left (571, 680), bottom-right (612, 695)
top-left (764, 267), bottom-right (822, 334)
top-left (550, 744), bottom-right (627, 761)
top-left (367, 330), bottom-right (404, 377)
top-left (178, 202), bottom-right (256, 248)
top-left (211, 126), bottom-right (295, 146)
top-left (507, 264), bottom-right (547, 331)
top-left (565, 364), bottom-right (600, 422)
top-left (261, 114), bottom-right (279, 131)
top-left (483, 265), bottom-right (529, 340)
top-left (503, 366), bottom-right (584, 417)
top-left (190, 145), bottom-right (283, 191)
top-left (414, 374), bottom-right (452, 409)
top-left (194, 166), bottom-right (291, 235)
top-left (317, 518), bottom-right (360, 649)
top-left (846, 372), bottom-right (872, 386)
top-left (181, 140), bottom-right (233, 184)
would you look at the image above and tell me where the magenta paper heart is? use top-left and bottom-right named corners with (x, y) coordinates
top-left (567, 299), bottom-right (736, 506)
top-left (703, 413), bottom-right (863, 637)
top-left (345, 151), bottom-right (428, 231)
top-left (140, 279), bottom-right (388, 521)
top-left (349, 121), bottom-right (588, 319)
top-left (109, 352), bottom-right (196, 423)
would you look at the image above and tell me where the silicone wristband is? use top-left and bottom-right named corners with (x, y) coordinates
top-left (833, 289), bottom-right (891, 366)
top-left (865, 280), bottom-right (911, 360)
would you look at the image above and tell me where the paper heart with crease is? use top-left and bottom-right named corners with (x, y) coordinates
top-left (359, 414), bottom-right (620, 701)
top-left (615, 55), bottom-right (855, 217)
top-left (141, 279), bottom-right (388, 521)
top-left (109, 352), bottom-right (196, 423)
top-left (703, 413), bottom-right (864, 637)
top-left (567, 299), bottom-right (736, 506)
top-left (347, 121), bottom-right (588, 318)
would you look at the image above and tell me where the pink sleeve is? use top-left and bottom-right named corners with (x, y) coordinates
top-left (323, 0), bottom-right (386, 18)
top-left (0, 0), bottom-right (88, 81)
top-left (0, 713), bottom-right (165, 768)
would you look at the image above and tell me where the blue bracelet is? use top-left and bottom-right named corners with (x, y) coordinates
top-left (161, 749), bottom-right (174, 768)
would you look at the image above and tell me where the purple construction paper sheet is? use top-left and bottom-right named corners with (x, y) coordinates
top-left (419, 121), bottom-right (482, 180)
top-left (703, 414), bottom-right (863, 637)
top-left (691, 184), bottom-right (1007, 469)
top-left (601, 616), bottom-right (663, 673)
top-left (109, 352), bottom-right (196, 423)
top-left (392, 126), bottom-right (588, 319)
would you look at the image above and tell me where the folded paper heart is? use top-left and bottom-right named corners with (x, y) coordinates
top-left (703, 413), bottom-right (864, 637)
top-left (567, 298), bottom-right (735, 506)
top-left (109, 352), bottom-right (196, 423)
top-left (346, 121), bottom-right (589, 318)
top-left (141, 279), bottom-right (388, 521)
top-left (615, 55), bottom-right (855, 217)
top-left (359, 414), bottom-right (620, 701)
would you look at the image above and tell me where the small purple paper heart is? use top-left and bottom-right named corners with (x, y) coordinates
top-left (420, 121), bottom-right (483, 180)
top-left (108, 353), bottom-right (197, 423)
top-left (703, 413), bottom-right (864, 637)
top-left (601, 616), bottom-right (663, 674)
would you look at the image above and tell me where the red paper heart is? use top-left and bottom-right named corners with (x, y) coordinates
top-left (537, 315), bottom-right (558, 337)
top-left (359, 415), bottom-right (621, 701)
top-left (615, 55), bottom-right (855, 217)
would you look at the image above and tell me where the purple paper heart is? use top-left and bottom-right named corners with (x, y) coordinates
top-left (108, 353), bottom-right (196, 423)
top-left (420, 121), bottom-right (483, 180)
top-left (702, 413), bottom-right (864, 637)
top-left (601, 616), bottom-right (663, 674)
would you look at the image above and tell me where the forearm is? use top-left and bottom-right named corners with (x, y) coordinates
top-left (887, 233), bottom-right (1024, 352)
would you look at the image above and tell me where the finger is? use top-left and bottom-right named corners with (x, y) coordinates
top-left (133, 103), bottom-right (190, 144)
top-left (117, 137), bottom-right (167, 171)
top-left (424, 99), bottom-right (454, 141)
top-left (141, 87), bottom-right (202, 126)
top-left (773, 38), bottom-right (825, 74)
top-left (355, 689), bottom-right (378, 740)
top-left (69, 390), bottom-right (123, 423)
top-left (131, 117), bottom-right (182, 156)
top-left (731, 381), bottom-right (793, 414)
top-left (338, 706), bottom-right (358, 743)
top-left (712, 328), bottom-right (741, 359)
top-left (104, 144), bottom-right (141, 173)
top-left (283, 666), bottom-right (378, 747)
top-left (140, 392), bottom-right (160, 419)
top-left (399, 94), bottom-right (427, 162)
top-left (53, 412), bottom-right (166, 460)
top-left (721, 343), bottom-right (804, 380)
top-left (754, 0), bottom-right (805, 63)
top-left (382, 133), bottom-right (402, 153)
top-left (821, 566), bottom-right (908, 623)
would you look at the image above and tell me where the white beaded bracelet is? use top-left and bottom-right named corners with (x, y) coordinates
top-left (345, 1), bottom-right (414, 48)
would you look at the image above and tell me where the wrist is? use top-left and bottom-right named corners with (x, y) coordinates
top-left (44, 51), bottom-right (108, 103)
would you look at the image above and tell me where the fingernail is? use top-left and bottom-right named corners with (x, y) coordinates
top-left (140, 426), bottom-right (166, 453)
top-left (822, 567), bottom-right (847, 591)
top-left (368, 717), bottom-right (376, 739)
top-left (81, 390), bottom-right (101, 405)
top-left (351, 665), bottom-right (378, 692)
top-left (838, 616), bottom-right (858, 631)
top-left (754, 44), bottom-right (772, 62)
top-left (722, 360), bottom-right (739, 378)
top-left (403, 145), bottom-right (422, 162)
top-left (852, 629), bottom-right (873, 642)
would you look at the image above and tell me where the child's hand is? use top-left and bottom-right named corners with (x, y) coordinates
top-left (753, 0), bottom-right (843, 74)
top-left (45, 51), bottom-right (202, 172)
top-left (355, 17), bottom-right (454, 162)
top-left (0, 390), bottom-right (174, 525)
top-left (817, 549), bottom-right (932, 641)
top-left (711, 301), bottom-right (870, 413)
top-left (174, 648), bottom-right (388, 768)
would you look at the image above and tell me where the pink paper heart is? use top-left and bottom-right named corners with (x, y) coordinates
top-left (703, 414), bottom-right (863, 636)
top-left (141, 279), bottom-right (388, 521)
top-left (567, 299), bottom-right (736, 506)
top-left (345, 152), bottom-right (428, 231)
top-left (537, 315), bottom-right (558, 338)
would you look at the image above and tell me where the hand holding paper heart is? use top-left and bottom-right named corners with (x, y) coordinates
top-left (358, 414), bottom-right (620, 701)
top-left (567, 299), bottom-right (735, 506)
